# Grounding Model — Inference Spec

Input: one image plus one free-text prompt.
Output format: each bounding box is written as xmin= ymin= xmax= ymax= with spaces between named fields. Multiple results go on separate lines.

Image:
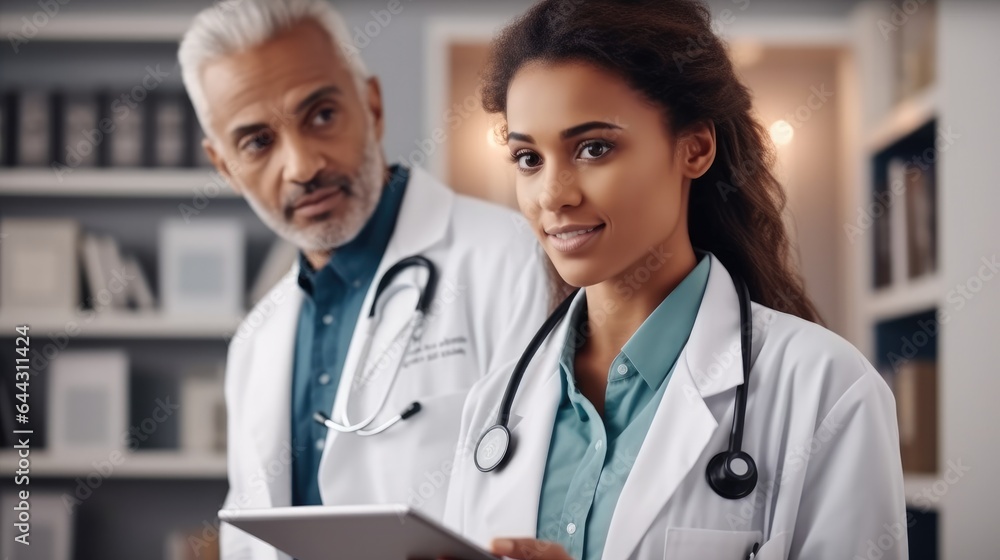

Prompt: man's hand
xmin=490 ymin=538 xmax=573 ymax=560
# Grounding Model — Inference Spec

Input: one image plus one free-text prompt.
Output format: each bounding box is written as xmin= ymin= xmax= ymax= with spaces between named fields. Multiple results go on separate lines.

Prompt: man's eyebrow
xmin=506 ymin=121 xmax=624 ymax=145
xmin=292 ymin=85 xmax=342 ymax=115
xmin=228 ymin=86 xmax=344 ymax=146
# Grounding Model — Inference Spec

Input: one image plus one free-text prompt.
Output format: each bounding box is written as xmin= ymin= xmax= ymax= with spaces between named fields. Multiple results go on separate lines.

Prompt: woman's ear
xmin=678 ymin=121 xmax=717 ymax=180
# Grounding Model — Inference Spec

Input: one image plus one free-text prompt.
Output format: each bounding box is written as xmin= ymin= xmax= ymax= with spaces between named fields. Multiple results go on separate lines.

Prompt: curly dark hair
xmin=481 ymin=0 xmax=822 ymax=323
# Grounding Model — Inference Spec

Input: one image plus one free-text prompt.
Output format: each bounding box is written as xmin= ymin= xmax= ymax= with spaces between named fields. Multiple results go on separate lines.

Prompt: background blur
xmin=0 ymin=0 xmax=997 ymax=558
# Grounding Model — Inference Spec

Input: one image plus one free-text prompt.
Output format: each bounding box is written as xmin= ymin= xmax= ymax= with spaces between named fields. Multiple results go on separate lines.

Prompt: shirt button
xmin=318 ymin=373 xmax=331 ymax=385
xmin=617 ymin=363 xmax=629 ymax=375
xmin=566 ymin=522 xmax=577 ymax=535
xmin=595 ymin=439 xmax=604 ymax=451
xmin=315 ymin=438 xmax=325 ymax=450
xmin=352 ymin=279 xmax=362 ymax=288
xmin=322 ymin=314 xmax=334 ymax=325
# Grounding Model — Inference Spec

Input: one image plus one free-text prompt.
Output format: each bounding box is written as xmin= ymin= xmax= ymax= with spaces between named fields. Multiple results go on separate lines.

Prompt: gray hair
xmin=178 ymin=0 xmax=369 ymax=138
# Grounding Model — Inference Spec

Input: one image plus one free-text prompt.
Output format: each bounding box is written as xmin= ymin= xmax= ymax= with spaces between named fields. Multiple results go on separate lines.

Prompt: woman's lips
xmin=546 ymin=223 xmax=606 ymax=253
xmin=293 ymin=187 xmax=346 ymax=219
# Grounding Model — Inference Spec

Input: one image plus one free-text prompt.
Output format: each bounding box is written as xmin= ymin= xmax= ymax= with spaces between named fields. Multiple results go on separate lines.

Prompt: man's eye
xmin=242 ymin=131 xmax=274 ymax=153
xmin=577 ymin=140 xmax=614 ymax=160
xmin=312 ymin=108 xmax=336 ymax=126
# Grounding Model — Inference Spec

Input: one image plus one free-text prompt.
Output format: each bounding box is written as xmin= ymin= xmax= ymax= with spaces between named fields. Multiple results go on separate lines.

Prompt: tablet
xmin=219 ymin=504 xmax=497 ymax=560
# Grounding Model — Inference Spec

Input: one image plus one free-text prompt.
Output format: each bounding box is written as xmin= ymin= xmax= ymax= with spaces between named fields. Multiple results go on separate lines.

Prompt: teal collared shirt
xmin=290 ymin=165 xmax=409 ymax=507
xmin=535 ymin=255 xmax=711 ymax=560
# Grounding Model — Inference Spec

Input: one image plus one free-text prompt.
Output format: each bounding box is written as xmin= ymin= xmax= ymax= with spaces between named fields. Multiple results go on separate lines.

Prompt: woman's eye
xmin=514 ymin=150 xmax=542 ymax=170
xmin=577 ymin=140 xmax=613 ymax=160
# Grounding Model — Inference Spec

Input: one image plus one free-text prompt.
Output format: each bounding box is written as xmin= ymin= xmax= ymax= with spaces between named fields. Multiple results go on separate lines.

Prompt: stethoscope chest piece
xmin=474 ymin=424 xmax=511 ymax=472
xmin=706 ymin=449 xmax=758 ymax=500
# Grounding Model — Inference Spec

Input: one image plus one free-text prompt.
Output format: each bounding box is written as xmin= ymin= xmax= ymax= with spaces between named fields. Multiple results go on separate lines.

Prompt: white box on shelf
xmin=0 ymin=218 xmax=80 ymax=313
xmin=47 ymin=349 xmax=129 ymax=454
xmin=159 ymin=218 xmax=244 ymax=316
xmin=1 ymin=491 xmax=73 ymax=560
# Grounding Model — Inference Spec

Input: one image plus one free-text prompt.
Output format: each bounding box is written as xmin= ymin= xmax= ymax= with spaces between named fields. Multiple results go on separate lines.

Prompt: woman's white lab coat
xmin=444 ymin=254 xmax=908 ymax=559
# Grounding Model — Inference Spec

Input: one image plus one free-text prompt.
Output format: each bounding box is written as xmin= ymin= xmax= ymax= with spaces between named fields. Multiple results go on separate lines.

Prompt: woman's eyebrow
xmin=560 ymin=121 xmax=622 ymax=139
xmin=507 ymin=121 xmax=624 ymax=145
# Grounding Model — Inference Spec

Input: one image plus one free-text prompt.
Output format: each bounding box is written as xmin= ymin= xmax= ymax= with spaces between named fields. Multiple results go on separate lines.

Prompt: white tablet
xmin=219 ymin=504 xmax=497 ymax=560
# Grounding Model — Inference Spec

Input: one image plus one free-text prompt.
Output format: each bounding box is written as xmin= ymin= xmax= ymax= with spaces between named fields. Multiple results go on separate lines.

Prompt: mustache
xmin=283 ymin=172 xmax=356 ymax=215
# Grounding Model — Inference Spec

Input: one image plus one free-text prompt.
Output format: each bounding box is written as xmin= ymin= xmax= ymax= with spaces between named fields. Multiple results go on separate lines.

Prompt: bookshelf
xmin=0 ymin=20 xmax=273 ymax=560
xmin=841 ymin=1 xmax=1000 ymax=557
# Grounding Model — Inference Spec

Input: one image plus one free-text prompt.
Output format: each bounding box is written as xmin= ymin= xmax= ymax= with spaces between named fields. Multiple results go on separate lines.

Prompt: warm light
xmin=769 ymin=119 xmax=794 ymax=146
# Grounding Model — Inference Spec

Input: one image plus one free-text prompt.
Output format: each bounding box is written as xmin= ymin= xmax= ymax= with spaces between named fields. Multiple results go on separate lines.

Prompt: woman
xmin=443 ymin=1 xmax=907 ymax=559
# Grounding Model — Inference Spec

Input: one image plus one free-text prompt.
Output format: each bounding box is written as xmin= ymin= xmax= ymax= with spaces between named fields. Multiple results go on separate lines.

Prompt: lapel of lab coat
xmin=323 ymin=166 xmax=455 ymax=456
xmin=246 ymin=166 xmax=454 ymax=507
xmin=484 ymin=290 xmax=585 ymax=539
xmin=244 ymin=267 xmax=303 ymax=509
xmin=602 ymin=255 xmax=747 ymax=560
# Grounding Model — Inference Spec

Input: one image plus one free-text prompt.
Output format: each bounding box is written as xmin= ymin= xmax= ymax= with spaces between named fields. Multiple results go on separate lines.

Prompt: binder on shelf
xmin=109 ymin=89 xmax=146 ymax=167
xmin=0 ymin=91 xmax=11 ymax=167
xmin=17 ymin=90 xmax=52 ymax=166
xmin=60 ymin=92 xmax=101 ymax=169
xmin=153 ymin=92 xmax=187 ymax=168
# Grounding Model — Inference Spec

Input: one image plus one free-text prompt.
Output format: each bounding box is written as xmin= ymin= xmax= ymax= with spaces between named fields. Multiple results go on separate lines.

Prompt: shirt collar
xmin=558 ymin=253 xmax=711 ymax=391
xmin=622 ymin=253 xmax=710 ymax=389
xmin=296 ymin=164 xmax=409 ymax=295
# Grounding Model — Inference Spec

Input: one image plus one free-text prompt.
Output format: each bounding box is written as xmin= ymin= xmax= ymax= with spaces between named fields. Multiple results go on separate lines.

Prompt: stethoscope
xmin=474 ymin=271 xmax=759 ymax=500
xmin=313 ymin=255 xmax=437 ymax=436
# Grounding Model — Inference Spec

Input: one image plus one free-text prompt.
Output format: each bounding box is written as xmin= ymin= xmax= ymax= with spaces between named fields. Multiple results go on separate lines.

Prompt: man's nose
xmin=282 ymin=133 xmax=326 ymax=186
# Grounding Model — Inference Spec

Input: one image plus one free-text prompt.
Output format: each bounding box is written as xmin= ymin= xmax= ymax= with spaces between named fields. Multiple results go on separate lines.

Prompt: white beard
xmin=243 ymin=123 xmax=387 ymax=254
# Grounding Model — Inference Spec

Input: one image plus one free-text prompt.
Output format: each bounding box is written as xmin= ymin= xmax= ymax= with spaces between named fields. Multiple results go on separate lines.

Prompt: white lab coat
xmin=444 ymin=254 xmax=908 ymax=560
xmin=220 ymin=167 xmax=550 ymax=560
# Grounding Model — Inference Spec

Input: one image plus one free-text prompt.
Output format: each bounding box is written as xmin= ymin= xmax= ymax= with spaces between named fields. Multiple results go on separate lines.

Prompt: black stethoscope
xmin=313 ymin=255 xmax=437 ymax=436
xmin=473 ymin=270 xmax=759 ymax=500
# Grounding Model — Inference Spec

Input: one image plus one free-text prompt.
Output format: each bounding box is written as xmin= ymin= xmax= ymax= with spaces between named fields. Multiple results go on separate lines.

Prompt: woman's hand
xmin=490 ymin=538 xmax=573 ymax=560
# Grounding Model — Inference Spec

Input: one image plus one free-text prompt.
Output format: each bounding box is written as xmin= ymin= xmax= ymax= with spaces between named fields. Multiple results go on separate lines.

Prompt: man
xmin=178 ymin=1 xmax=549 ymax=558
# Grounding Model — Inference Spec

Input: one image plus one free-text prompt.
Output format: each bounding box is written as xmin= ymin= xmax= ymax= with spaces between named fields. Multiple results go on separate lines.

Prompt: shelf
xmin=0 ymin=169 xmax=238 ymax=198
xmin=0 ymin=13 xmax=192 ymax=42
xmin=0 ymin=311 xmax=244 ymax=339
xmin=0 ymin=450 xmax=226 ymax=479
xmin=868 ymin=274 xmax=942 ymax=322
xmin=868 ymin=85 xmax=939 ymax=153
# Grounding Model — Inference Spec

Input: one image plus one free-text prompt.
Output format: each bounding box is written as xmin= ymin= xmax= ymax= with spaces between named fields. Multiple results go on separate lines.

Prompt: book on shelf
xmin=905 ymin=158 xmax=937 ymax=279
xmin=888 ymin=360 xmax=939 ymax=473
xmin=872 ymin=155 xmax=938 ymax=289
xmin=80 ymin=231 xmax=158 ymax=311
